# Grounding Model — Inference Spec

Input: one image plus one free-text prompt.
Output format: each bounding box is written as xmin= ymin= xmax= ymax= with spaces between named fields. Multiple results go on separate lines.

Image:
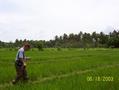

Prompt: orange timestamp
xmin=87 ymin=76 xmax=114 ymax=82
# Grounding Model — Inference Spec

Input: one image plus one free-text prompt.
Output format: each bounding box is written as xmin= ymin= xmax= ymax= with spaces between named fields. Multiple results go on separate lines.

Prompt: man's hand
xmin=23 ymin=62 xmax=27 ymax=66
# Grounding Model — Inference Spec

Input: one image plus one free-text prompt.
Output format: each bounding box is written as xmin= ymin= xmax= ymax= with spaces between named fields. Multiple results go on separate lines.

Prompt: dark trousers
xmin=14 ymin=60 xmax=28 ymax=83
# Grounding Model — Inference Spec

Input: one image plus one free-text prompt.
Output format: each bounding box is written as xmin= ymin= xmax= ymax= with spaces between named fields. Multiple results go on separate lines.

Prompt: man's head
xmin=24 ymin=44 xmax=30 ymax=51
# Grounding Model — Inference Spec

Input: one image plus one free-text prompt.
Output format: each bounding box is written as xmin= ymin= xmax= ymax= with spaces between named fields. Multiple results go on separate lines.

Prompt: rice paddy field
xmin=0 ymin=48 xmax=119 ymax=90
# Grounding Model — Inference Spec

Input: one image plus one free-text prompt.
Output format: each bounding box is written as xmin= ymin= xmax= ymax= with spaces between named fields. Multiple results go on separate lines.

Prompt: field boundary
xmin=0 ymin=63 xmax=119 ymax=88
xmin=30 ymin=63 xmax=119 ymax=84
xmin=0 ymin=55 xmax=81 ymax=64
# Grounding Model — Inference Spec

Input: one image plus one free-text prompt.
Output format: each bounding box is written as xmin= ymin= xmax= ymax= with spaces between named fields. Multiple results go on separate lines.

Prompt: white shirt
xmin=16 ymin=47 xmax=25 ymax=61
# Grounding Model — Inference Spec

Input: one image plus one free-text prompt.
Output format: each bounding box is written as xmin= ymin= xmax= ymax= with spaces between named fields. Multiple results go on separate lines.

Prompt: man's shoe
xmin=12 ymin=80 xmax=17 ymax=84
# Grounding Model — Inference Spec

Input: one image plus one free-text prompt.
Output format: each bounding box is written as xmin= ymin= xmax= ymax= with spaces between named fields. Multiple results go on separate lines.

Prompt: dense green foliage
xmin=0 ymin=48 xmax=119 ymax=90
xmin=1 ymin=30 xmax=119 ymax=48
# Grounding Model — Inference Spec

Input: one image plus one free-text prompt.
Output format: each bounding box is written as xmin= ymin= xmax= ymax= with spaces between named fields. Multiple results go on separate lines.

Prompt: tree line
xmin=0 ymin=30 xmax=119 ymax=49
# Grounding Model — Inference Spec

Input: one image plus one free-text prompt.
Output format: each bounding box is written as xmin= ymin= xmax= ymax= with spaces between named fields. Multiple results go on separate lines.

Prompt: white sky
xmin=0 ymin=0 xmax=119 ymax=42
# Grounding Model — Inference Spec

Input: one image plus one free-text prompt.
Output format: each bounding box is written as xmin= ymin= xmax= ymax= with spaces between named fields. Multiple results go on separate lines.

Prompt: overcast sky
xmin=0 ymin=0 xmax=119 ymax=42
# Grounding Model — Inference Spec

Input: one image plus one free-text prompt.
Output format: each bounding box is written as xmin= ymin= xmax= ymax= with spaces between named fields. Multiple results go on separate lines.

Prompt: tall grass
xmin=0 ymin=48 xmax=119 ymax=90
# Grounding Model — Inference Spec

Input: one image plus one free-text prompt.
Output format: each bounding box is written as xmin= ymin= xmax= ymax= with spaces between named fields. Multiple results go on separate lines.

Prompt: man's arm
xmin=18 ymin=51 xmax=30 ymax=66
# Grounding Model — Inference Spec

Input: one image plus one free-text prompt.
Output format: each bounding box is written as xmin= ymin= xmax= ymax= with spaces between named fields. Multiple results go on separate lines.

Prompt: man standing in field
xmin=12 ymin=44 xmax=30 ymax=84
